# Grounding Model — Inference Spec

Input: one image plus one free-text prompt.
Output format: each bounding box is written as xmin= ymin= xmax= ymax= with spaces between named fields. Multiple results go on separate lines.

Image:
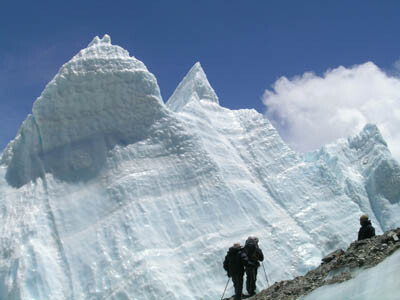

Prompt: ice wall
xmin=1 ymin=36 xmax=399 ymax=300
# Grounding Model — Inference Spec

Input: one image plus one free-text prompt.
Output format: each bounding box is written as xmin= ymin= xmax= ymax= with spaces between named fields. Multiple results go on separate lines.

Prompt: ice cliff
xmin=0 ymin=35 xmax=399 ymax=300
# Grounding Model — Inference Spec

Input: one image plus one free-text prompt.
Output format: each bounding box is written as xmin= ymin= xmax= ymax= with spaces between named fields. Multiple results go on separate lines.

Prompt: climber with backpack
xmin=223 ymin=242 xmax=249 ymax=300
xmin=243 ymin=236 xmax=264 ymax=297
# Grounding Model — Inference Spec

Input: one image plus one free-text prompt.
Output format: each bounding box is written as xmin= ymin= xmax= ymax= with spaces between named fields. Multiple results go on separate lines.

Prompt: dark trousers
xmin=231 ymin=274 xmax=244 ymax=300
xmin=245 ymin=266 xmax=258 ymax=295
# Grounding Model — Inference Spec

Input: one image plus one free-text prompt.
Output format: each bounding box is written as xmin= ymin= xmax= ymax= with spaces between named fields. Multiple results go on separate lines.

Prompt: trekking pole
xmin=262 ymin=262 xmax=270 ymax=288
xmin=221 ymin=277 xmax=230 ymax=300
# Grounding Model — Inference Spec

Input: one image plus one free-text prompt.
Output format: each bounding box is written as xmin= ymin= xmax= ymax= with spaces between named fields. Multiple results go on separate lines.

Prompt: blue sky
xmin=1 ymin=1 xmax=400 ymax=156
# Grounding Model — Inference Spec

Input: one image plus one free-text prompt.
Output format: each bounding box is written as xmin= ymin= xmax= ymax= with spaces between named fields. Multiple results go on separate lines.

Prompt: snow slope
xmin=0 ymin=35 xmax=399 ymax=300
xmin=299 ymin=249 xmax=400 ymax=300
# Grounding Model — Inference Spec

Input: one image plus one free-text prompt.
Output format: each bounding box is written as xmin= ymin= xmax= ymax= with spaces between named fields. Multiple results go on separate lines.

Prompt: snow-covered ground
xmin=300 ymin=249 xmax=400 ymax=300
xmin=0 ymin=35 xmax=399 ymax=300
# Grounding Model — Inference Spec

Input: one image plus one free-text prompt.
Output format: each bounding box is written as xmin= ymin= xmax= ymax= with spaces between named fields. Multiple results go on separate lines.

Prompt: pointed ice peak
xmin=166 ymin=62 xmax=219 ymax=112
xmin=183 ymin=62 xmax=218 ymax=102
xmin=88 ymin=34 xmax=112 ymax=47
xmin=191 ymin=61 xmax=203 ymax=72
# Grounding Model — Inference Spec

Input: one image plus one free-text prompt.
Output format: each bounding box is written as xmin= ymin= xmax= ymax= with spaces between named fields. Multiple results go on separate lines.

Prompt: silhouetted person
xmin=358 ymin=214 xmax=376 ymax=240
xmin=244 ymin=236 xmax=264 ymax=297
xmin=223 ymin=243 xmax=249 ymax=300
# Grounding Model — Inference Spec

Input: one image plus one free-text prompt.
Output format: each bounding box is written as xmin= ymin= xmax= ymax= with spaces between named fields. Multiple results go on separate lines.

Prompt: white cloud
xmin=262 ymin=62 xmax=400 ymax=161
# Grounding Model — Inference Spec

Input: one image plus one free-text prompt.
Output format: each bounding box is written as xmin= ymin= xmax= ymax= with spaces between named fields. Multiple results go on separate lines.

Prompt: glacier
xmin=0 ymin=34 xmax=399 ymax=300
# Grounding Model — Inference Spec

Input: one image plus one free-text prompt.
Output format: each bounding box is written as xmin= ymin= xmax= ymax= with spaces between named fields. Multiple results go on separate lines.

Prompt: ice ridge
xmin=304 ymin=123 xmax=400 ymax=230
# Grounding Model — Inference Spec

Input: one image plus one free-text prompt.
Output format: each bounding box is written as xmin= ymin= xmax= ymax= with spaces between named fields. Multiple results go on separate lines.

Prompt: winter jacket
xmin=358 ymin=220 xmax=376 ymax=240
xmin=223 ymin=246 xmax=249 ymax=277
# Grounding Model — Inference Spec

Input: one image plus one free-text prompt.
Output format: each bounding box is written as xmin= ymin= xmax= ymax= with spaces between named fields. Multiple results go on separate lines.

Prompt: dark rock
xmin=322 ymin=249 xmax=345 ymax=264
xmin=252 ymin=228 xmax=400 ymax=300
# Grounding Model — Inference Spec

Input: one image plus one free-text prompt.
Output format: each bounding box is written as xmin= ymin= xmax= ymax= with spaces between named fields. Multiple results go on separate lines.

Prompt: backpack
xmin=245 ymin=238 xmax=256 ymax=254
xmin=224 ymin=247 xmax=245 ymax=276
xmin=245 ymin=238 xmax=261 ymax=263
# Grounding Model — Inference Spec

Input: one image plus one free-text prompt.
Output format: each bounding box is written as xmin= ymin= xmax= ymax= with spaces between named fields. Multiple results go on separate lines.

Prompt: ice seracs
xmin=307 ymin=123 xmax=400 ymax=230
xmin=0 ymin=35 xmax=399 ymax=300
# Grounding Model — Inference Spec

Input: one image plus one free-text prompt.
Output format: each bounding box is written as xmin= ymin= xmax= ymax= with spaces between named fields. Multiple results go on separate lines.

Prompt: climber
xmin=223 ymin=242 xmax=249 ymax=300
xmin=243 ymin=236 xmax=264 ymax=297
xmin=358 ymin=214 xmax=376 ymax=240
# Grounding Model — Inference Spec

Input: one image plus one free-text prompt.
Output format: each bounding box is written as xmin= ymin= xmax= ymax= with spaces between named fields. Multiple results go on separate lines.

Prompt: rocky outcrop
xmin=225 ymin=228 xmax=400 ymax=300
